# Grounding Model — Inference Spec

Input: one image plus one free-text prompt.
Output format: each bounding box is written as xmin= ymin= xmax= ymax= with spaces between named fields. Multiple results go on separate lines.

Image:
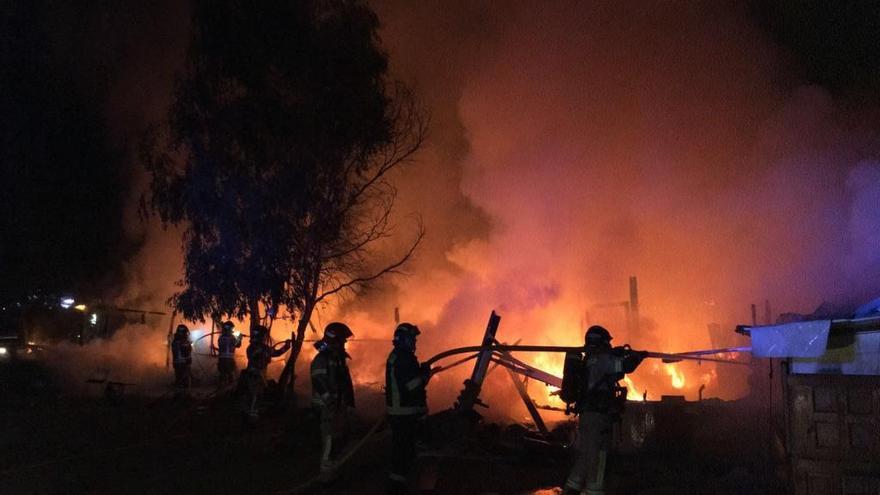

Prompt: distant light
xmin=0 ymin=347 xmax=7 ymax=356
xmin=233 ymin=331 xmax=241 ymax=338
xmin=90 ymin=313 xmax=98 ymax=325
xmin=74 ymin=304 xmax=87 ymax=311
xmin=60 ymin=298 xmax=75 ymax=309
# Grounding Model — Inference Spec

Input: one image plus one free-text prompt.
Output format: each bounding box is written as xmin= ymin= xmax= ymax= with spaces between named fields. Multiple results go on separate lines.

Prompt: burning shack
xmin=738 ymin=298 xmax=880 ymax=495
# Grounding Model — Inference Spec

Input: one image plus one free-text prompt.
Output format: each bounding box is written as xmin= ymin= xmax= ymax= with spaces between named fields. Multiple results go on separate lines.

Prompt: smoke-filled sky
xmin=358 ymin=1 xmax=880 ymax=406
xmin=4 ymin=1 xmax=880 ymax=410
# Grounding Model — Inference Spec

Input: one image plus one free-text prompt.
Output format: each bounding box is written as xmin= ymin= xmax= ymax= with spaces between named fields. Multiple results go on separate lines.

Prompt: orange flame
xmin=664 ymin=363 xmax=686 ymax=389
xmin=623 ymin=375 xmax=644 ymax=401
xmin=525 ymin=351 xmax=565 ymax=407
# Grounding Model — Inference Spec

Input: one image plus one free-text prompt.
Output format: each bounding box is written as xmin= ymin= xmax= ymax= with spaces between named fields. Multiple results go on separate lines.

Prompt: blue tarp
xmin=750 ymin=320 xmax=831 ymax=358
xmin=749 ymin=298 xmax=880 ymax=375
xmin=747 ymin=297 xmax=880 ymax=375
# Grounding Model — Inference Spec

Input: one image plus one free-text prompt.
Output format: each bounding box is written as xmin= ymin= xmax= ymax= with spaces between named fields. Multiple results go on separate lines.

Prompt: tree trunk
xmin=249 ymin=298 xmax=262 ymax=331
xmin=278 ymin=302 xmax=314 ymax=392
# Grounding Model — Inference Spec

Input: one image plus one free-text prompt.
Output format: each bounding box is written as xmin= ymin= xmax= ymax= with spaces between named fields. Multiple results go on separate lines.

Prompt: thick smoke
xmin=339 ymin=1 xmax=880 ymax=416
xmin=56 ymin=2 xmax=880 ymax=415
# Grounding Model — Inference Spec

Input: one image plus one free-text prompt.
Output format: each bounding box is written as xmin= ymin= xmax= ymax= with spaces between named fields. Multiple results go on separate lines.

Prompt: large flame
xmin=524 ymin=351 xmax=565 ymax=407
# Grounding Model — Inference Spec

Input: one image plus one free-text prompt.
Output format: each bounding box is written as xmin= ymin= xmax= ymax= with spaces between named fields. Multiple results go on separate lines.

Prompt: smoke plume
xmin=52 ymin=2 xmax=880 ymax=418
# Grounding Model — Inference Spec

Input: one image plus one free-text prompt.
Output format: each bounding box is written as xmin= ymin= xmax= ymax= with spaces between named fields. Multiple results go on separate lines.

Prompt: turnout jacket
xmin=246 ymin=342 xmax=289 ymax=372
xmin=577 ymin=346 xmax=643 ymax=413
xmin=171 ymin=337 xmax=192 ymax=366
xmin=217 ymin=333 xmax=242 ymax=359
xmin=310 ymin=348 xmax=355 ymax=408
xmin=385 ymin=347 xmax=428 ymax=416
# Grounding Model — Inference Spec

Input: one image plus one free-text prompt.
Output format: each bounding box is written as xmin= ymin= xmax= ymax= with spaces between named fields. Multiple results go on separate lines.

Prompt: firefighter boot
xmin=583 ymin=449 xmax=608 ymax=495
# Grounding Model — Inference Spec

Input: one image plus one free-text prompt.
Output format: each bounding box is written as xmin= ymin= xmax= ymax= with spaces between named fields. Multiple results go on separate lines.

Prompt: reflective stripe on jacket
xmin=310 ymin=350 xmax=355 ymax=408
xmin=578 ymin=348 xmax=624 ymax=413
xmin=385 ymin=348 xmax=427 ymax=416
xmin=217 ymin=333 xmax=240 ymax=359
xmin=171 ymin=339 xmax=192 ymax=365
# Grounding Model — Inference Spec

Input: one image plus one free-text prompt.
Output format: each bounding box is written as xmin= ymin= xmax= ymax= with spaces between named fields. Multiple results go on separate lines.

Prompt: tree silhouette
xmin=142 ymin=0 xmax=425 ymax=392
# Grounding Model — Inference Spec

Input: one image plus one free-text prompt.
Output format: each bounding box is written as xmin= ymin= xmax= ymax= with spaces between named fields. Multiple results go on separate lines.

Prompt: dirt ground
xmin=1 ymin=360 xmax=774 ymax=495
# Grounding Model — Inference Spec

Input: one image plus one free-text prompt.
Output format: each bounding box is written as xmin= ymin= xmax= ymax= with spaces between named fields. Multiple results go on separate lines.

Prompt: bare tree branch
xmin=342 ymin=87 xmax=429 ymax=213
xmin=315 ymin=221 xmax=424 ymax=302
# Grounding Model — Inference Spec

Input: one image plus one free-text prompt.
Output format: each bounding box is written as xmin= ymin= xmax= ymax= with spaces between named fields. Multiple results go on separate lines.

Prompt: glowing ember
xmin=664 ymin=364 xmax=686 ymax=389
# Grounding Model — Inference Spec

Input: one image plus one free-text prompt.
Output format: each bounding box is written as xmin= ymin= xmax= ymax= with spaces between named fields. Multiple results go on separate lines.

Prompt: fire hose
xmin=424 ymin=344 xmax=751 ymax=370
xmin=276 ymin=352 xmax=506 ymax=494
xmin=276 ymin=415 xmax=387 ymax=495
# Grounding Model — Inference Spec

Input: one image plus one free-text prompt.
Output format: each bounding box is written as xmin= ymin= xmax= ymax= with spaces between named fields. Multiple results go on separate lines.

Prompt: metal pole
xmin=490 ymin=352 xmax=563 ymax=387
xmin=427 ymin=344 xmax=750 ymax=368
xmin=629 ymin=275 xmax=640 ymax=335
xmin=453 ymin=311 xmax=501 ymax=412
xmin=502 ymin=359 xmax=549 ymax=434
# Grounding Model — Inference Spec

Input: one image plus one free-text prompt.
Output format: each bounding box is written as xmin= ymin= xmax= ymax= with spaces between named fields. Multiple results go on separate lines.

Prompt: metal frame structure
xmin=440 ymin=310 xmax=748 ymax=436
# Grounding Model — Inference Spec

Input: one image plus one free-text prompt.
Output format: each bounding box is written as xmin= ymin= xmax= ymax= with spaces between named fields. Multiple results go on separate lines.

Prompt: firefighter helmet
xmin=175 ymin=324 xmax=190 ymax=338
xmin=393 ymin=322 xmax=420 ymax=351
xmin=585 ymin=325 xmax=612 ymax=346
xmin=323 ymin=322 xmax=353 ymax=343
xmin=221 ymin=321 xmax=235 ymax=333
xmin=394 ymin=323 xmax=421 ymax=339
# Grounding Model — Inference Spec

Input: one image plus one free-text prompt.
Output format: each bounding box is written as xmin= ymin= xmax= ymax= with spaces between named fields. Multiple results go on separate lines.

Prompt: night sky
xmin=2 ymin=1 xmax=880 ymax=302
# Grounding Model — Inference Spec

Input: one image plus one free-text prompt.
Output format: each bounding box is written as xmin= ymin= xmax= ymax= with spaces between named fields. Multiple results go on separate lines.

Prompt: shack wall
xmin=786 ymin=371 xmax=880 ymax=495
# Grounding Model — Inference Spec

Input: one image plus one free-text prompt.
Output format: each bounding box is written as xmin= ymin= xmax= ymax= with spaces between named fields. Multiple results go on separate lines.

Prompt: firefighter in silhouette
xmin=171 ymin=324 xmax=193 ymax=396
xmin=560 ymin=325 xmax=648 ymax=495
xmin=310 ymin=322 xmax=355 ymax=478
xmin=385 ymin=323 xmax=432 ymax=495
xmin=216 ymin=321 xmax=243 ymax=387
xmin=243 ymin=325 xmax=290 ymax=421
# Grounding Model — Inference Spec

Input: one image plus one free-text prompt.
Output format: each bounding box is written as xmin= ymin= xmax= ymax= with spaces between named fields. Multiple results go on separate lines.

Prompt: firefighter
xmin=243 ymin=325 xmax=291 ymax=420
xmin=385 ymin=323 xmax=432 ymax=495
xmin=216 ymin=321 xmax=242 ymax=387
xmin=310 ymin=322 xmax=355 ymax=478
xmin=170 ymin=324 xmax=193 ymax=396
xmin=562 ymin=325 xmax=647 ymax=495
